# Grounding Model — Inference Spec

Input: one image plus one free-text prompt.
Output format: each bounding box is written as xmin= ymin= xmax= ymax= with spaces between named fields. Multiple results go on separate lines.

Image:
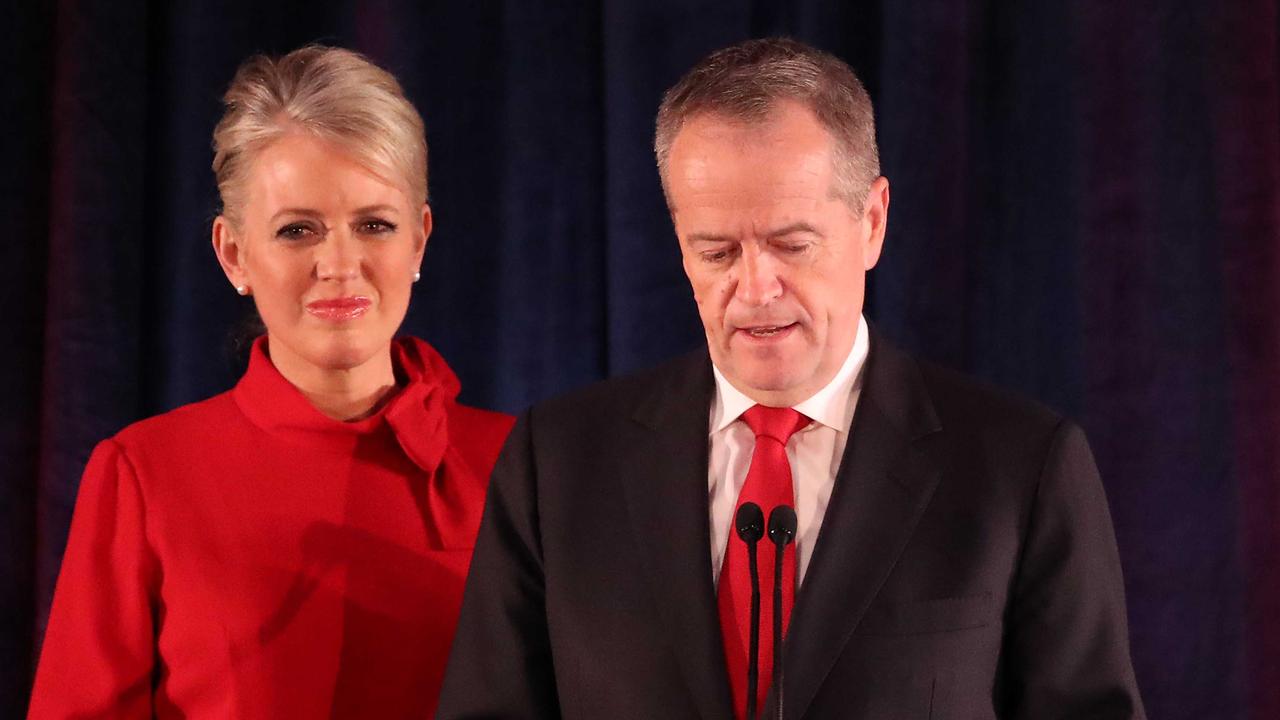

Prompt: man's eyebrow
xmin=765 ymin=222 xmax=821 ymax=239
xmin=685 ymin=232 xmax=736 ymax=245
xmin=685 ymin=223 xmax=821 ymax=245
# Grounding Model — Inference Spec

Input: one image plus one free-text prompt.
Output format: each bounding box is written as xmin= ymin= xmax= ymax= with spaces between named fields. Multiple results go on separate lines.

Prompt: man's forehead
xmin=670 ymin=126 xmax=834 ymax=193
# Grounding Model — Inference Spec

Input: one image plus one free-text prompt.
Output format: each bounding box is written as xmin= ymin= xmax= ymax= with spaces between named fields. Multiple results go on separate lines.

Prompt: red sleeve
xmin=29 ymin=439 xmax=160 ymax=719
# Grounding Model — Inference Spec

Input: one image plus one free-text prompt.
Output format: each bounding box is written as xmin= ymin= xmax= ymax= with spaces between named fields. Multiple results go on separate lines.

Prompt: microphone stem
xmin=773 ymin=538 xmax=784 ymax=720
xmin=746 ymin=541 xmax=760 ymax=720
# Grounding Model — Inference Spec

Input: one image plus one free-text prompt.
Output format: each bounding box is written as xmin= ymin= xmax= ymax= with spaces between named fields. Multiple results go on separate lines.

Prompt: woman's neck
xmin=266 ymin=337 xmax=399 ymax=422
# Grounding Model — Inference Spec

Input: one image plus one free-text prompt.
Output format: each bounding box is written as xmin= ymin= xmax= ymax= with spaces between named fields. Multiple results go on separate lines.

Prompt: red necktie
xmin=718 ymin=405 xmax=809 ymax=720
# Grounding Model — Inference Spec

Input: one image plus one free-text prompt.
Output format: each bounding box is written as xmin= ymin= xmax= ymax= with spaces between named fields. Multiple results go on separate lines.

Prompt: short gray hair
xmin=212 ymin=45 xmax=427 ymax=226
xmin=655 ymin=37 xmax=879 ymax=210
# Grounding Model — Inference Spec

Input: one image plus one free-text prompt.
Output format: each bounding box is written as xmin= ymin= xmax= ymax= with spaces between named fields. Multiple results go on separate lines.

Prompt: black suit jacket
xmin=438 ymin=333 xmax=1145 ymax=719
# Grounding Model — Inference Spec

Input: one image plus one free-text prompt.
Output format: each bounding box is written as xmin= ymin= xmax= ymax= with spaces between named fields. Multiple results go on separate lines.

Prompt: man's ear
xmin=860 ymin=176 xmax=890 ymax=271
xmin=212 ymin=216 xmax=250 ymax=293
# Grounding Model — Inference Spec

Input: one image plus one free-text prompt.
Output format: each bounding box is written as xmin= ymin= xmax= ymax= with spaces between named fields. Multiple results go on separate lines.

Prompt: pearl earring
xmin=236 ymin=285 xmax=249 ymax=296
xmin=412 ymin=271 xmax=421 ymax=282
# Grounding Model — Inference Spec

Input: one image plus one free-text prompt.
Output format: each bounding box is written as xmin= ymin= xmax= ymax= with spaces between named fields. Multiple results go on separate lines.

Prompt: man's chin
xmin=720 ymin=364 xmax=814 ymax=405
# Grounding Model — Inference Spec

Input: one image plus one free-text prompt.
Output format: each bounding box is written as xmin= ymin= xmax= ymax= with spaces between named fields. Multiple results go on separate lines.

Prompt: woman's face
xmin=213 ymin=132 xmax=429 ymax=378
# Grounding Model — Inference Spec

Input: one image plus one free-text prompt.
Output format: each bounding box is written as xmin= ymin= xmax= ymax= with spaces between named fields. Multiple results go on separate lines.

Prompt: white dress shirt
xmin=708 ymin=315 xmax=870 ymax=587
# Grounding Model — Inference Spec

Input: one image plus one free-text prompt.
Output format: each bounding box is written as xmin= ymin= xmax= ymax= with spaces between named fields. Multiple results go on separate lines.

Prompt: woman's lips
xmin=306 ymin=296 xmax=372 ymax=321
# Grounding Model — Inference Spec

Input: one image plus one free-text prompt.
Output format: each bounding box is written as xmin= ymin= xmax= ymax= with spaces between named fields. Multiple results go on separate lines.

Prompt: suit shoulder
xmin=903 ymin=356 xmax=1094 ymax=505
xmin=914 ymin=358 xmax=1070 ymax=441
xmin=530 ymin=349 xmax=705 ymax=427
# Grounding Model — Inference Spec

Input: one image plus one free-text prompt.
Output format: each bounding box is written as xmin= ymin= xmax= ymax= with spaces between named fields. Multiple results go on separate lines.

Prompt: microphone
xmin=767 ymin=505 xmax=797 ymax=720
xmin=734 ymin=501 xmax=765 ymax=720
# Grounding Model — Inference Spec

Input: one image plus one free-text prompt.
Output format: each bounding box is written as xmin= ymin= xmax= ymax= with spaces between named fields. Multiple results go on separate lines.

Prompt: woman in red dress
xmin=28 ymin=46 xmax=513 ymax=718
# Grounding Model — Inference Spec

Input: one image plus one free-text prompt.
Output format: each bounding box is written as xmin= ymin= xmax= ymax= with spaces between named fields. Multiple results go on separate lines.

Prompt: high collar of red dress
xmin=232 ymin=335 xmax=462 ymax=474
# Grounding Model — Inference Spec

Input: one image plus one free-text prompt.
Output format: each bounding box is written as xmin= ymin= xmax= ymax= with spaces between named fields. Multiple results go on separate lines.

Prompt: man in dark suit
xmin=438 ymin=38 xmax=1145 ymax=719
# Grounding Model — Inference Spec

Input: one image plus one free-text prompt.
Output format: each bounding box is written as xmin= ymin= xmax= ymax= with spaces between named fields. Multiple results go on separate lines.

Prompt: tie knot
xmin=742 ymin=405 xmax=809 ymax=444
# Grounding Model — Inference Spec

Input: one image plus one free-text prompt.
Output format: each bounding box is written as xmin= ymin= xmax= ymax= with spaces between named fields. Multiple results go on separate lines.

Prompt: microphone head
xmin=767 ymin=505 xmax=798 ymax=546
xmin=735 ymin=502 xmax=765 ymax=543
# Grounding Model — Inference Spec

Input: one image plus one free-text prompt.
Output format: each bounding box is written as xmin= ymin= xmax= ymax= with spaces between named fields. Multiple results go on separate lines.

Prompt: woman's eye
xmin=276 ymin=223 xmax=315 ymax=239
xmin=358 ymin=219 xmax=397 ymax=234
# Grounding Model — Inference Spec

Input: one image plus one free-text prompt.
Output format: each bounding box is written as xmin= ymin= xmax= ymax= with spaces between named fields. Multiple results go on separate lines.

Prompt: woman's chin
xmin=313 ymin=341 xmax=387 ymax=372
xmin=265 ymin=322 xmax=399 ymax=376
xmin=271 ymin=333 xmax=388 ymax=374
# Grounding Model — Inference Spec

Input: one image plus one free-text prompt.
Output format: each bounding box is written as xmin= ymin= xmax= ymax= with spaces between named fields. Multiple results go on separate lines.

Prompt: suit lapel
xmin=778 ymin=334 xmax=944 ymax=719
xmin=622 ymin=350 xmax=734 ymax=720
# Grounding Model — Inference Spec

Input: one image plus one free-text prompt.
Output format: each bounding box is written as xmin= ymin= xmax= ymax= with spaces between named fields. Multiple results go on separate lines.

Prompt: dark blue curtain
xmin=3 ymin=2 xmax=1277 ymax=718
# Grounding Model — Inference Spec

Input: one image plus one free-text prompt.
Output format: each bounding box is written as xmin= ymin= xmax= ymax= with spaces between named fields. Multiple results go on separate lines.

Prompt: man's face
xmin=666 ymin=100 xmax=889 ymax=407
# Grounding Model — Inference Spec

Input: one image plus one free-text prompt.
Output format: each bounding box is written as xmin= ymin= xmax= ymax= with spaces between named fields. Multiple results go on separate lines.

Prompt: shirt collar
xmin=709 ymin=315 xmax=870 ymax=434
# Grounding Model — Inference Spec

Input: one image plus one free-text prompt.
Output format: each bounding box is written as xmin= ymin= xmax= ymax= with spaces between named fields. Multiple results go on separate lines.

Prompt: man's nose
xmin=734 ymin=246 xmax=783 ymax=306
xmin=315 ymin=229 xmax=362 ymax=281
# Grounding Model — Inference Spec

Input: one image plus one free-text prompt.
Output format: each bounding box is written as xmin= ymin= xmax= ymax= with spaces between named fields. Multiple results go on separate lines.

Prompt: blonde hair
xmin=212 ymin=45 xmax=427 ymax=226
xmin=655 ymin=38 xmax=879 ymax=211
